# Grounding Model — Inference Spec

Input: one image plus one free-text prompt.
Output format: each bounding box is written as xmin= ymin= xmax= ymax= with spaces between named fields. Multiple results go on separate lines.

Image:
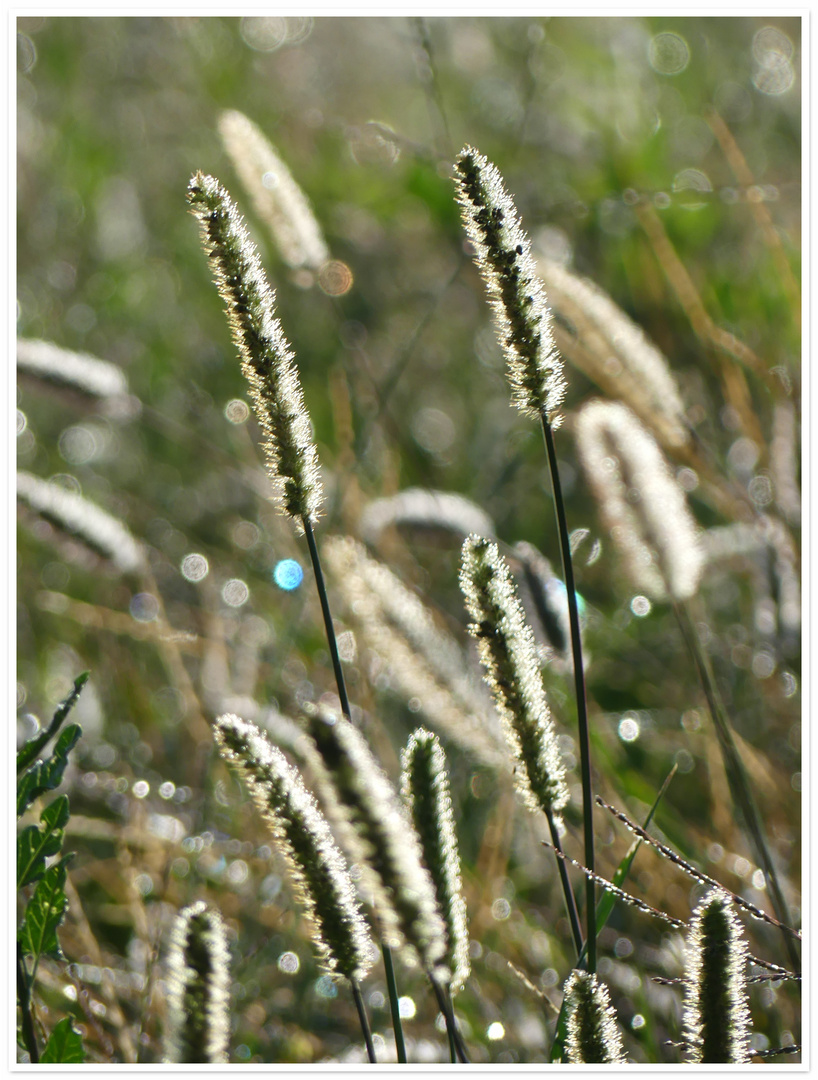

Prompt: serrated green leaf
xmin=18 ymin=858 xmax=71 ymax=964
xmin=41 ymin=1017 xmax=85 ymax=1063
xmin=17 ymin=795 xmax=70 ymax=889
xmin=17 ymin=672 xmax=89 ymax=776
xmin=17 ymin=724 xmax=82 ymax=819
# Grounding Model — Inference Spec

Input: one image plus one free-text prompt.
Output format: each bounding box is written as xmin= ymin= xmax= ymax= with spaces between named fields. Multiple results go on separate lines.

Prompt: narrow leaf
xmin=17 ymin=795 xmax=70 ymax=888
xmin=17 ymin=672 xmax=88 ymax=775
xmin=17 ymin=724 xmax=81 ymax=818
xmin=41 ymin=1017 xmax=85 ymax=1063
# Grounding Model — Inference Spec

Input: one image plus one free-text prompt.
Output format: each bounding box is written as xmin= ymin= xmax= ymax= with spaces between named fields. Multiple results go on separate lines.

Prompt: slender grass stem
xmin=303 ymin=516 xmax=352 ymax=721
xmin=430 ymin=976 xmax=470 ymax=1063
xmin=546 ymin=810 xmax=584 ymax=962
xmin=351 ymin=979 xmax=377 ymax=1064
xmin=302 ymin=516 xmax=409 ymax=1058
xmin=540 ymin=413 xmax=596 ymax=973
xmin=674 ymin=601 xmax=800 ymax=972
xmin=382 ymin=944 xmax=408 ymax=1063
xmin=17 ymin=944 xmax=39 ymax=1063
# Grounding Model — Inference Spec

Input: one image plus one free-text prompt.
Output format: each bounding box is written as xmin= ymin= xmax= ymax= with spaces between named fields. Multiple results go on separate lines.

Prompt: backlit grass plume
xmin=322 ymin=535 xmax=507 ymax=770
xmin=453 ymin=146 xmax=566 ymax=425
xmin=164 ymin=901 xmax=230 ymax=1064
xmin=562 ymin=970 xmax=626 ymax=1064
xmin=459 ymin=535 xmax=568 ymax=819
xmin=537 ymin=259 xmax=688 ymax=450
xmin=17 ymin=470 xmax=144 ymax=575
xmin=400 ymin=729 xmax=470 ymax=995
xmin=213 ymin=714 xmax=374 ymax=983
xmin=575 ymin=399 xmax=704 ymax=602
xmin=300 ymin=703 xmax=448 ymax=977
xmin=218 ymin=109 xmax=330 ymax=273
xmin=682 ymin=889 xmax=751 ymax=1064
xmin=186 ymin=172 xmax=321 ymax=526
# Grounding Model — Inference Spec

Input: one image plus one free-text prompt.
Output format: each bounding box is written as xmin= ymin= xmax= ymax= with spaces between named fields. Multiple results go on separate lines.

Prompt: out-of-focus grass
xmin=17 ymin=16 xmax=800 ymax=1064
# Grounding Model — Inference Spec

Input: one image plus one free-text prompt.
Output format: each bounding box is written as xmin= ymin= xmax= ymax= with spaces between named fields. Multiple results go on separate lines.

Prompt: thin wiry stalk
xmin=350 ymin=979 xmax=378 ymax=1064
xmin=595 ymin=795 xmax=801 ymax=943
xmin=16 ymin=944 xmax=39 ymax=1063
xmin=682 ymin=890 xmax=751 ymax=1064
xmin=541 ymin=417 xmax=596 ymax=972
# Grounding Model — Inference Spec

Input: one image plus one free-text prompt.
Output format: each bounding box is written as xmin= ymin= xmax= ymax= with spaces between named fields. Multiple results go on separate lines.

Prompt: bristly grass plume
xmin=575 ymin=399 xmax=704 ymax=602
xmin=213 ymin=714 xmax=374 ymax=983
xmin=459 ymin=535 xmax=568 ymax=819
xmin=682 ymin=889 xmax=751 ymax=1064
xmin=218 ymin=110 xmax=330 ymax=273
xmin=164 ymin=901 xmax=231 ymax=1064
xmin=562 ymin=970 xmax=626 ymax=1064
xmin=300 ymin=703 xmax=449 ymax=978
xmin=400 ymin=729 xmax=471 ymax=995
xmin=186 ymin=172 xmax=322 ymax=527
xmin=453 ymin=146 xmax=566 ymax=425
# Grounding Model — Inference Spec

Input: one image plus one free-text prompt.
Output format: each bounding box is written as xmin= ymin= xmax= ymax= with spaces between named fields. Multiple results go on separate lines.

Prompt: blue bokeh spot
xmin=273 ymin=558 xmax=304 ymax=591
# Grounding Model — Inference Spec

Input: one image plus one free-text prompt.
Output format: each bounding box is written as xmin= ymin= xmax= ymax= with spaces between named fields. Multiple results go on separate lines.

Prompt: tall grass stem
xmin=350 ymin=979 xmax=377 ymax=1064
xmin=301 ymin=518 xmax=408 ymax=1058
xmin=547 ymin=811 xmax=584 ymax=961
xmin=541 ymin=414 xmax=596 ymax=973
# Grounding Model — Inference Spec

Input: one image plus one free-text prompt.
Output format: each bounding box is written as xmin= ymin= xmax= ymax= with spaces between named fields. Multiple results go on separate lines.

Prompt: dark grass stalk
xmin=302 ymin=515 xmax=407 ymax=1062
xmin=673 ymin=600 xmax=800 ymax=972
xmin=351 ymin=979 xmax=378 ymax=1064
xmin=17 ymin=944 xmax=39 ymax=1063
xmin=541 ymin=414 xmax=596 ymax=973
xmin=546 ymin=810 xmax=584 ymax=961
xmin=382 ymin=945 xmax=408 ymax=1063
xmin=430 ymin=976 xmax=470 ymax=1063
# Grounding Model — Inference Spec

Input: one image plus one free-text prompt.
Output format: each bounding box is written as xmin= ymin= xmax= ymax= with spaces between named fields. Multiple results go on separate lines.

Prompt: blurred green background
xmin=17 ymin=16 xmax=800 ymax=1065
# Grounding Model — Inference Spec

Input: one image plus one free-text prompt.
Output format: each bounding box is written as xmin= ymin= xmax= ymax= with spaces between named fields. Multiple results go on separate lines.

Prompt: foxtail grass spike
xmin=164 ymin=901 xmax=230 ymax=1064
xmin=300 ymin=703 xmax=448 ymax=977
xmin=323 ymin=535 xmax=507 ymax=770
xmin=459 ymin=535 xmax=569 ymax=818
xmin=575 ymin=400 xmax=704 ymax=602
xmin=453 ymin=146 xmax=566 ymax=425
xmin=400 ymin=729 xmax=470 ymax=994
xmin=186 ymin=172 xmax=322 ymax=527
xmin=17 ymin=338 xmax=132 ymax=410
xmin=682 ymin=889 xmax=751 ymax=1064
xmin=213 ymin=714 xmax=374 ymax=982
xmin=563 ymin=970 xmax=626 ymax=1064
xmin=218 ymin=109 xmax=330 ymax=272
xmin=17 ymin=471 xmax=144 ymax=574
xmin=361 ymin=487 xmax=497 ymax=546
xmin=536 ymin=258 xmax=688 ymax=449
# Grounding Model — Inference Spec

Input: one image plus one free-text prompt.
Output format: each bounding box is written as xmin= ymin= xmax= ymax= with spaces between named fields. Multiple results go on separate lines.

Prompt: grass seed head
xmin=563 ymin=970 xmax=626 ymax=1064
xmin=453 ymin=146 xmax=566 ymax=426
xmin=575 ymin=399 xmax=704 ymax=601
xmin=213 ymin=714 xmax=374 ymax=982
xmin=186 ymin=172 xmax=322 ymax=527
xmin=400 ymin=728 xmax=471 ymax=994
xmin=683 ymin=889 xmax=751 ymax=1064
xmin=459 ymin=534 xmax=569 ymax=818
xmin=164 ymin=901 xmax=231 ymax=1064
